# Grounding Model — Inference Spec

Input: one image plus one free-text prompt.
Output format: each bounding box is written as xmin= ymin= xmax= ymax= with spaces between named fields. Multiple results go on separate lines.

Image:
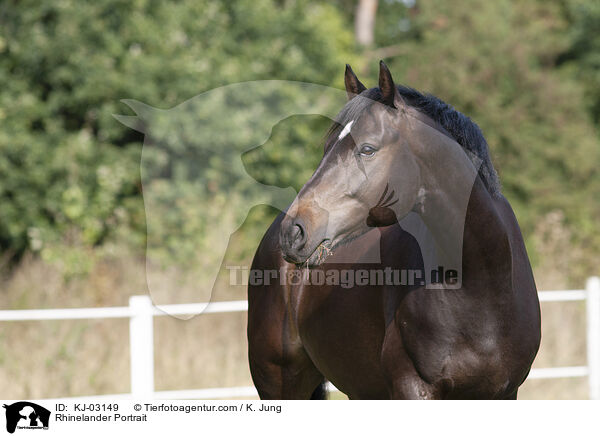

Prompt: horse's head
xmin=280 ymin=61 xmax=474 ymax=267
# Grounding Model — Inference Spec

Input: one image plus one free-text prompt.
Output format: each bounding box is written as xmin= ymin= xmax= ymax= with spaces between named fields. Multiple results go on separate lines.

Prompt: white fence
xmin=0 ymin=277 xmax=599 ymax=400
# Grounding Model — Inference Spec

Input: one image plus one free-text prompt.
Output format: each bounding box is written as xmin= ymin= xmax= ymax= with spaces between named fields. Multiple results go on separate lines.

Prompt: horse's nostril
xmin=289 ymin=220 xmax=307 ymax=250
xmin=291 ymin=224 xmax=303 ymax=241
xmin=280 ymin=216 xmax=309 ymax=259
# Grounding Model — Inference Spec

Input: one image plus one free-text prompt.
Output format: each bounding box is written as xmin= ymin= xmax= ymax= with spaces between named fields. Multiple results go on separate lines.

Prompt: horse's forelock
xmin=324 ymin=89 xmax=379 ymax=150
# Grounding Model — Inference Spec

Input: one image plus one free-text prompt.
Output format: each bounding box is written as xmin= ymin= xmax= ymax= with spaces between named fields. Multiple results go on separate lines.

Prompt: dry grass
xmin=519 ymin=300 xmax=587 ymax=399
xmin=0 ymin=245 xmax=593 ymax=400
xmin=0 ymin=253 xmax=254 ymax=399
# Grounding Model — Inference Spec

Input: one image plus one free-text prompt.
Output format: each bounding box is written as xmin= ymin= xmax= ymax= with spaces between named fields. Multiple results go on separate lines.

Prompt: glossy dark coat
xmin=247 ymin=63 xmax=541 ymax=399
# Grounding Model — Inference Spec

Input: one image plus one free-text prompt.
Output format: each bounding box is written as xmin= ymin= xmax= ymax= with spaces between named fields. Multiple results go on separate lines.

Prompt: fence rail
xmin=1 ymin=277 xmax=599 ymax=400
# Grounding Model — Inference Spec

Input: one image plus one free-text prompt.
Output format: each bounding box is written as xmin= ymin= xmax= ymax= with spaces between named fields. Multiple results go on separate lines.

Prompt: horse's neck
xmin=415 ymin=167 xmax=512 ymax=292
xmin=461 ymin=177 xmax=513 ymax=290
xmin=404 ymin=118 xmax=512 ymax=291
xmin=419 ymin=174 xmax=512 ymax=293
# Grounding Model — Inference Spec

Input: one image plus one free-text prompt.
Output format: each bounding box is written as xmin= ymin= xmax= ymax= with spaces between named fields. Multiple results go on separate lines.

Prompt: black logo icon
xmin=3 ymin=402 xmax=50 ymax=433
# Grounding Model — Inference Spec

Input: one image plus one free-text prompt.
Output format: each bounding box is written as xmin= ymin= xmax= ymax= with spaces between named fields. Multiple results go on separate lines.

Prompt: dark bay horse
xmin=247 ymin=62 xmax=541 ymax=399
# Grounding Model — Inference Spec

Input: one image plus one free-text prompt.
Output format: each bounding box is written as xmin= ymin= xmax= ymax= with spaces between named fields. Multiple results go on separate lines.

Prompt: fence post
xmin=587 ymin=276 xmax=600 ymax=400
xmin=129 ymin=295 xmax=155 ymax=397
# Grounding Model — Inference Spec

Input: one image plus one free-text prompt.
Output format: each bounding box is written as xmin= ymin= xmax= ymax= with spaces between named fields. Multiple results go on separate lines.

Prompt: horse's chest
xmin=293 ymin=283 xmax=390 ymax=397
xmin=396 ymin=299 xmax=513 ymax=397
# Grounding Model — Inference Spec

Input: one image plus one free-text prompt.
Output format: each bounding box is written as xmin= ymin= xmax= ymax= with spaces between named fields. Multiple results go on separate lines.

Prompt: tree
xmin=368 ymin=0 xmax=600 ymax=281
xmin=0 ymin=0 xmax=355 ymax=271
xmin=355 ymin=0 xmax=378 ymax=46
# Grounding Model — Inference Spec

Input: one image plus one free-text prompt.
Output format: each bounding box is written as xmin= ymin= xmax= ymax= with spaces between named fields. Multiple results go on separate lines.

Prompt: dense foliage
xmin=0 ymin=0 xmax=354 ymax=272
xmin=0 ymin=0 xmax=598 ymax=281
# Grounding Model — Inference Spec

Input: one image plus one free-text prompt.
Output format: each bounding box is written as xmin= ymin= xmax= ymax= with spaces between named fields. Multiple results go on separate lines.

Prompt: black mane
xmin=330 ymin=86 xmax=501 ymax=198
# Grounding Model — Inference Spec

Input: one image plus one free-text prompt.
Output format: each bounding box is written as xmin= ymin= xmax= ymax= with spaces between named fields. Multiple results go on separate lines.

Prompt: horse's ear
xmin=378 ymin=60 xmax=404 ymax=109
xmin=344 ymin=64 xmax=366 ymax=100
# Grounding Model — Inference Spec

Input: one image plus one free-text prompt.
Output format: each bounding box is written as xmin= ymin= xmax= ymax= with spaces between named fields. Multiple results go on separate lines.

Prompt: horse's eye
xmin=359 ymin=144 xmax=377 ymax=156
